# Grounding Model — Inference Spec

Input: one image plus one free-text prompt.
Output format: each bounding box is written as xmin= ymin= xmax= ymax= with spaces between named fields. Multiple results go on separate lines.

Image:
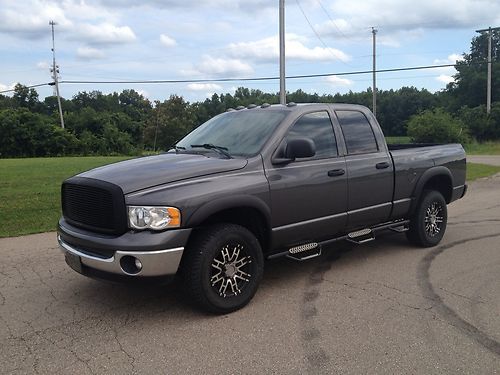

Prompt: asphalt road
xmin=1 ymin=175 xmax=499 ymax=374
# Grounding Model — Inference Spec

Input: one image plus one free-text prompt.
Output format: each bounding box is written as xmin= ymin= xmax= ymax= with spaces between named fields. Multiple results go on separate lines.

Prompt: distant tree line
xmin=1 ymin=31 xmax=499 ymax=157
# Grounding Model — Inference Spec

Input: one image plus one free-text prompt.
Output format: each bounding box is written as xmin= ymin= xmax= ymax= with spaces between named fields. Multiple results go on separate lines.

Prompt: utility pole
xmin=50 ymin=20 xmax=65 ymax=129
xmin=279 ymin=0 xmax=286 ymax=105
xmin=372 ymin=27 xmax=377 ymax=118
xmin=475 ymin=26 xmax=500 ymax=114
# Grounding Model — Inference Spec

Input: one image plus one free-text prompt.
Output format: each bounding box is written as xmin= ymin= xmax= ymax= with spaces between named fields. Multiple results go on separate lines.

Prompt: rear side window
xmin=336 ymin=110 xmax=378 ymax=155
xmin=287 ymin=111 xmax=338 ymax=160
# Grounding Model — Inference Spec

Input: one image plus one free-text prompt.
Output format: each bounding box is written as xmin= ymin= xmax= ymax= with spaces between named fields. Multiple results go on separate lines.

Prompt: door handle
xmin=376 ymin=162 xmax=390 ymax=169
xmin=328 ymin=169 xmax=345 ymax=177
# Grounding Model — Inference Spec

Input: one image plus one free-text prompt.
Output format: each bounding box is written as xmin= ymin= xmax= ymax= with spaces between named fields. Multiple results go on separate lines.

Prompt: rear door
xmin=334 ymin=110 xmax=394 ymax=229
xmin=267 ymin=110 xmax=348 ymax=249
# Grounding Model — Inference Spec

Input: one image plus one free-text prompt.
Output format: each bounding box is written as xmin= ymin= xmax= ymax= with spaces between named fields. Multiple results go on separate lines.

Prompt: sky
xmin=0 ymin=0 xmax=498 ymax=102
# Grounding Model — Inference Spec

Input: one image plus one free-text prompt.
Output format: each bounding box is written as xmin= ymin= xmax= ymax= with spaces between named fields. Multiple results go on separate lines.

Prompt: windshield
xmin=176 ymin=110 xmax=287 ymax=157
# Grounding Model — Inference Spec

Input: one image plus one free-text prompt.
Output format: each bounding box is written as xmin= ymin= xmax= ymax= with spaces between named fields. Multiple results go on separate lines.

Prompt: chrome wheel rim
xmin=424 ymin=201 xmax=444 ymax=237
xmin=210 ymin=243 xmax=252 ymax=298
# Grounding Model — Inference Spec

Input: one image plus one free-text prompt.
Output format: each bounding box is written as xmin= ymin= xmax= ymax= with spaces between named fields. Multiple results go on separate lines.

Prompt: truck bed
xmin=387 ymin=143 xmax=441 ymax=150
xmin=388 ymin=143 xmax=466 ymax=220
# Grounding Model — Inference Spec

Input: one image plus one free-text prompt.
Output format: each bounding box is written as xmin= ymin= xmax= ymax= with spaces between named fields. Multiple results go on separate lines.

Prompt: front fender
xmin=185 ymin=194 xmax=271 ymax=229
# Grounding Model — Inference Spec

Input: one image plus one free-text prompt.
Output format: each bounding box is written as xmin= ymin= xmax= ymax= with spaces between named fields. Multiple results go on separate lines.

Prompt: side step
xmin=286 ymin=242 xmax=321 ymax=261
xmin=347 ymin=228 xmax=375 ymax=244
xmin=389 ymin=224 xmax=409 ymax=233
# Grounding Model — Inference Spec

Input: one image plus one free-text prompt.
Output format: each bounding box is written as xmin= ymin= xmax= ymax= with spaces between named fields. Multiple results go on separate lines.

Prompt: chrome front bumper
xmin=58 ymin=235 xmax=184 ymax=277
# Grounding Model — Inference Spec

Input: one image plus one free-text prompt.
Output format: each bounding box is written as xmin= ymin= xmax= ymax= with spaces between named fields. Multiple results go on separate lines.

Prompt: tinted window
xmin=177 ymin=110 xmax=287 ymax=157
xmin=336 ymin=110 xmax=378 ymax=154
xmin=287 ymin=111 xmax=337 ymax=160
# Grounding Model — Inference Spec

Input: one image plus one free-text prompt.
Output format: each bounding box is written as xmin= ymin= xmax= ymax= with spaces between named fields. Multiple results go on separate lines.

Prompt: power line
xmin=315 ymin=0 xmax=351 ymax=39
xmin=0 ymin=61 xmax=484 ymax=94
xmin=0 ymin=82 xmax=53 ymax=94
xmin=294 ymin=0 xmax=353 ymax=66
xmin=58 ymin=63 xmax=467 ymax=85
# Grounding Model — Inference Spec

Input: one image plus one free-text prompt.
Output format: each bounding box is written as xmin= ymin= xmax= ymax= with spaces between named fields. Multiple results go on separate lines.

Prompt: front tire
xmin=406 ymin=190 xmax=448 ymax=247
xmin=182 ymin=224 xmax=264 ymax=314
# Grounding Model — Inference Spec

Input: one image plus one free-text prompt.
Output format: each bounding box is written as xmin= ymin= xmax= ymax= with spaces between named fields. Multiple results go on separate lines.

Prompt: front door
xmin=267 ymin=111 xmax=348 ymax=249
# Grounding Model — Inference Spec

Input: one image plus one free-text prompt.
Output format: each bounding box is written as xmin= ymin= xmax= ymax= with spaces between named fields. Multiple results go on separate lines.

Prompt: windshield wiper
xmin=191 ymin=144 xmax=232 ymax=159
xmin=170 ymin=144 xmax=186 ymax=153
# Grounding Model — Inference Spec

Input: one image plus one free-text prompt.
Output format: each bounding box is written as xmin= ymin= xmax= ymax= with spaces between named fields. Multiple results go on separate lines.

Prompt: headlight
xmin=128 ymin=206 xmax=181 ymax=231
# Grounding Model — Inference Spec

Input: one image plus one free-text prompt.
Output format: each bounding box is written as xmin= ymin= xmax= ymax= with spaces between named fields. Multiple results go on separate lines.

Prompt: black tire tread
xmin=181 ymin=223 xmax=263 ymax=314
xmin=406 ymin=189 xmax=447 ymax=248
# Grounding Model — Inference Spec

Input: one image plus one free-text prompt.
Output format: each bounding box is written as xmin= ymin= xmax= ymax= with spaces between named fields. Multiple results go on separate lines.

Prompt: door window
xmin=286 ymin=111 xmax=338 ymax=160
xmin=336 ymin=110 xmax=378 ymax=155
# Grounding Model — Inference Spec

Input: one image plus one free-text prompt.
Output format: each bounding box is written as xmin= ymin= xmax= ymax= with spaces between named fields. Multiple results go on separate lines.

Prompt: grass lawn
xmin=1 ymin=157 xmax=499 ymax=238
xmin=0 ymin=156 xmax=131 ymax=238
xmin=466 ymin=162 xmax=500 ymax=181
xmin=464 ymin=141 xmax=500 ymax=155
xmin=385 ymin=136 xmax=411 ymax=144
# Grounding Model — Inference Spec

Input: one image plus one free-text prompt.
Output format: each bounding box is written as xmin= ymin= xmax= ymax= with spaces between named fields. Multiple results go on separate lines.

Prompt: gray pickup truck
xmin=58 ymin=103 xmax=466 ymax=313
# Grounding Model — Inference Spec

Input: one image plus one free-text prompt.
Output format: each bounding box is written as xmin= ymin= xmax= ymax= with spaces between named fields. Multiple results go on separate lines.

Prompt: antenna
xmin=49 ymin=20 xmax=65 ymax=129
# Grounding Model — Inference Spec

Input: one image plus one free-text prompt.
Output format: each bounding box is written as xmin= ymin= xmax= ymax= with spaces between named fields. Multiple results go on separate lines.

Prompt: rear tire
xmin=406 ymin=190 xmax=447 ymax=247
xmin=182 ymin=223 xmax=264 ymax=314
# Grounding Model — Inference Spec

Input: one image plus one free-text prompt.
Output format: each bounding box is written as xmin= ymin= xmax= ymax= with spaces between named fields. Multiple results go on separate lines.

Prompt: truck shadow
xmin=69 ymin=231 xmax=415 ymax=318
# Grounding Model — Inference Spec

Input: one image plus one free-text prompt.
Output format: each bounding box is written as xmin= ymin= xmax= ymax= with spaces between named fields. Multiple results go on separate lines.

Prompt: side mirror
xmin=285 ymin=137 xmax=316 ymax=159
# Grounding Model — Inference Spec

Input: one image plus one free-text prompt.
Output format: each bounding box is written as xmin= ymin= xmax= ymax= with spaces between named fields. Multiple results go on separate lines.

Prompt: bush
xmin=407 ymin=108 xmax=469 ymax=144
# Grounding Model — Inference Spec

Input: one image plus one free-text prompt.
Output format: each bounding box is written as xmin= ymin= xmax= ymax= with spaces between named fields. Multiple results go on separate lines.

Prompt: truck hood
xmin=78 ymin=153 xmax=248 ymax=194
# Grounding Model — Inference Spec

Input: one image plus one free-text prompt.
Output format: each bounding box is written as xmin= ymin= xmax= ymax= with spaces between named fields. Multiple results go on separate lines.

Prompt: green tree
xmin=407 ymin=108 xmax=469 ymax=144
xmin=144 ymin=95 xmax=196 ymax=151
xmin=447 ymin=30 xmax=500 ymax=110
xmin=12 ymin=84 xmax=40 ymax=111
xmin=0 ymin=108 xmax=78 ymax=157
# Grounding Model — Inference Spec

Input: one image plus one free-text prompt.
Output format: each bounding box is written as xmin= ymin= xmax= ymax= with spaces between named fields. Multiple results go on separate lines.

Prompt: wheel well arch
xmin=421 ymin=175 xmax=453 ymax=203
xmin=185 ymin=196 xmax=272 ymax=253
xmin=194 ymin=207 xmax=270 ymax=252
xmin=410 ymin=167 xmax=453 ymax=214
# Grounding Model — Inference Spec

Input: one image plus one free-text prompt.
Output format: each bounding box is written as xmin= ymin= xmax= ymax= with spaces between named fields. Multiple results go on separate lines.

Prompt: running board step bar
xmin=346 ymin=228 xmax=375 ymax=244
xmin=389 ymin=224 xmax=409 ymax=233
xmin=267 ymin=220 xmax=411 ymax=261
xmin=286 ymin=242 xmax=321 ymax=261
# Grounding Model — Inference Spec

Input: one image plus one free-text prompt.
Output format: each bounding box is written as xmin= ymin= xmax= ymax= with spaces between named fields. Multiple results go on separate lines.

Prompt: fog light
xmin=134 ymin=258 xmax=143 ymax=271
xmin=120 ymin=255 xmax=142 ymax=275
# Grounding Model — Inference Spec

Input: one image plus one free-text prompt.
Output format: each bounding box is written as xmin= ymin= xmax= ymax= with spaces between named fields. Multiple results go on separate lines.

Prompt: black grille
xmin=62 ymin=177 xmax=127 ymax=235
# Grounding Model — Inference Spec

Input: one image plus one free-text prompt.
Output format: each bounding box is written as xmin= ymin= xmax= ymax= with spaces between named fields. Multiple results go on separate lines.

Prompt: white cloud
xmin=76 ymin=46 xmax=106 ymax=60
xmin=0 ymin=2 xmax=72 ymax=38
xmin=60 ymin=1 xmax=118 ymax=22
xmin=187 ymin=83 xmax=223 ymax=91
xmin=328 ymin=0 xmax=500 ymax=32
xmin=0 ymin=82 xmax=16 ymax=92
xmin=36 ymin=61 xmax=50 ymax=70
xmin=98 ymin=0 xmax=276 ymax=11
xmin=434 ymin=54 xmax=464 ymax=65
xmin=160 ymin=34 xmax=177 ymax=47
xmin=315 ymin=1 xmax=500 ymax=48
xmin=436 ymin=75 xmax=454 ymax=84
xmin=326 ymin=76 xmax=353 ymax=86
xmin=137 ymin=89 xmax=150 ymax=98
xmin=183 ymin=55 xmax=253 ymax=77
xmin=77 ymin=22 xmax=137 ymax=45
xmin=227 ymin=33 xmax=350 ymax=63
xmin=433 ymin=54 xmax=464 ymax=85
